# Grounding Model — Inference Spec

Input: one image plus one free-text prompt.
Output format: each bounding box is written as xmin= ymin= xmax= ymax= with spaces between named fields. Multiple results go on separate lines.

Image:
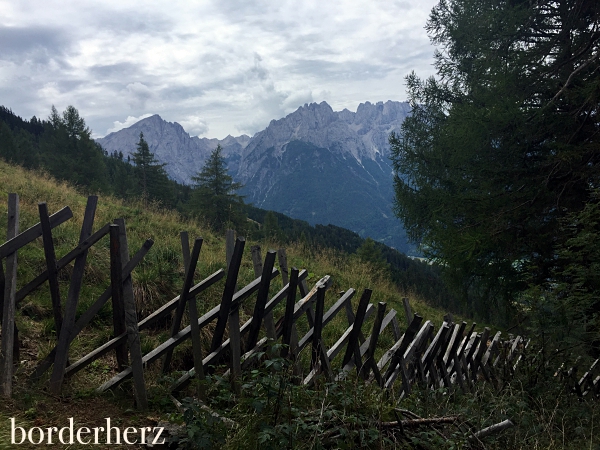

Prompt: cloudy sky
xmin=1 ymin=0 xmax=438 ymax=139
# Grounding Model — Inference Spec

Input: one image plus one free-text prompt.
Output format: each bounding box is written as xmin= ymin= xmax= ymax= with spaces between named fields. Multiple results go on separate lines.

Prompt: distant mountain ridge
xmin=97 ymin=115 xmax=250 ymax=184
xmin=96 ymin=100 xmax=416 ymax=254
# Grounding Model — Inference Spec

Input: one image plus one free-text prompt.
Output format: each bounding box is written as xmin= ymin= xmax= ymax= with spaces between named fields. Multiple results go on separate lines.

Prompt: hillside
xmin=0 ymin=160 xmax=596 ymax=450
xmin=0 ymin=159 xmax=453 ymax=444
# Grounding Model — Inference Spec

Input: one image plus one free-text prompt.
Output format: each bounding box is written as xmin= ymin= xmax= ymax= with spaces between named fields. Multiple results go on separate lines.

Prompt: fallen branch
xmin=381 ymin=416 xmax=459 ymax=427
xmin=470 ymin=419 xmax=514 ymax=440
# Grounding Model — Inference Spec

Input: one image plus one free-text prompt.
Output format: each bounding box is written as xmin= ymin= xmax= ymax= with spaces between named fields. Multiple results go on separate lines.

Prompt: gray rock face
xmin=96 ymin=115 xmax=250 ymax=185
xmin=94 ymin=100 xmax=415 ymax=252
xmin=235 ymin=100 xmax=410 ymax=209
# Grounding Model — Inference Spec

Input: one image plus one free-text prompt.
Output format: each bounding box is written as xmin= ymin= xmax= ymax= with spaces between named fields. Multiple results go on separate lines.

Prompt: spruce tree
xmin=131 ymin=132 xmax=172 ymax=206
xmin=189 ymin=145 xmax=246 ymax=231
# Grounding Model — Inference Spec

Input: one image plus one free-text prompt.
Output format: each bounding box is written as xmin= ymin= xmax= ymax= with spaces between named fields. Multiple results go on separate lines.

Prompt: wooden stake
xmin=1 ymin=193 xmax=19 ymax=398
xmin=49 ymin=196 xmax=97 ymax=395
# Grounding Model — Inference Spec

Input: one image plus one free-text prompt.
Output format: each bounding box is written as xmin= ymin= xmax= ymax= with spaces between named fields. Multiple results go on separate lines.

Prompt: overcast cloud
xmin=0 ymin=0 xmax=438 ymax=139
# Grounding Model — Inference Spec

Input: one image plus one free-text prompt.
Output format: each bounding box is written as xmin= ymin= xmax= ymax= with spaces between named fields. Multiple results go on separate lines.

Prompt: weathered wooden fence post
xmin=38 ymin=202 xmax=63 ymax=337
xmin=211 ymin=237 xmax=245 ymax=352
xmin=115 ymin=220 xmax=148 ymax=409
xmin=247 ymin=250 xmax=277 ymax=351
xmin=163 ymin=234 xmax=204 ymax=374
xmin=1 ymin=193 xmax=19 ymax=398
xmin=110 ymin=224 xmax=128 ymax=370
xmin=49 ymin=196 xmax=97 ymax=394
xmin=180 ymin=232 xmax=207 ymax=400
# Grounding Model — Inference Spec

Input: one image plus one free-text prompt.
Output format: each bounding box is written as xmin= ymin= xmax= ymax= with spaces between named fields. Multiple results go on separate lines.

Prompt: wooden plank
xmin=209 ymin=271 xmax=308 ymax=375
xmin=421 ymin=324 xmax=450 ymax=384
xmin=280 ymin=268 xmax=299 ymax=358
xmin=109 ymin=224 xmax=128 ymax=369
xmin=229 ymin=305 xmax=242 ymax=395
xmin=391 ymin=316 xmax=402 ymax=341
xmin=310 ymin=286 xmax=325 ymax=372
xmin=32 ymin=239 xmax=154 ymax=380
xmin=64 ymin=269 xmax=227 ymax=378
xmin=251 ymin=245 xmax=263 ymax=275
xmin=459 ymin=324 xmax=477 ymax=357
xmin=225 ymin=230 xmax=235 ymax=270
xmin=117 ymin=219 xmax=148 ymax=409
xmin=1 ymin=193 xmax=19 ymax=398
xmin=382 ymin=314 xmax=424 ymax=387
xmin=336 ymin=308 xmax=397 ymax=381
xmin=341 ymin=289 xmax=372 ymax=368
xmin=297 ymin=270 xmax=315 ymax=329
xmin=211 ymin=237 xmax=245 ymax=352
xmin=444 ymin=322 xmax=467 ymax=366
xmin=180 ymin=232 xmax=206 ymax=399
xmin=246 ymin=250 xmax=277 ymax=352
xmin=49 ymin=196 xmax=97 ymax=395
xmin=162 ymin=236 xmax=203 ymax=373
xmin=251 ymin=246 xmax=277 ymax=341
xmin=0 ymin=259 xmax=4 ymax=323
xmin=16 ymin=223 xmax=111 ymax=304
xmin=362 ymin=302 xmax=386 ymax=385
xmin=471 ymin=327 xmax=490 ymax=382
xmin=421 ymin=323 xmax=451 ymax=379
xmin=413 ymin=324 xmax=434 ymax=383
xmin=0 ymin=206 xmax=72 ymax=259
xmin=277 ymin=248 xmax=289 ymax=286
xmin=38 ymin=202 xmax=63 ymax=338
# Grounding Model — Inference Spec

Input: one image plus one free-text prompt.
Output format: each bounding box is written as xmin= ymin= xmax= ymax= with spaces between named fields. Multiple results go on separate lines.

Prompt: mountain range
xmin=96 ymin=100 xmax=416 ymax=254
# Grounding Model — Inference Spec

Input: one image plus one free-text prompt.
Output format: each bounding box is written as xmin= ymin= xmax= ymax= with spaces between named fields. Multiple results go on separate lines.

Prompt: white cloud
xmin=0 ymin=0 xmax=439 ymax=139
xmin=179 ymin=115 xmax=209 ymax=136
xmin=106 ymin=114 xmax=153 ymax=135
xmin=124 ymin=82 xmax=153 ymax=110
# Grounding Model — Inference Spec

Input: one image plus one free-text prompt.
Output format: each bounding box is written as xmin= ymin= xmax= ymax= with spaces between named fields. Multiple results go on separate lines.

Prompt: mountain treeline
xmin=0 ymin=105 xmax=192 ymax=208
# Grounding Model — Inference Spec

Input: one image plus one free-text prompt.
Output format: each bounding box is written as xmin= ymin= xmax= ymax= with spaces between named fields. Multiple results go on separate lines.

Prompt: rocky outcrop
xmin=95 ymin=100 xmax=415 ymax=253
xmin=96 ymin=115 xmax=250 ymax=185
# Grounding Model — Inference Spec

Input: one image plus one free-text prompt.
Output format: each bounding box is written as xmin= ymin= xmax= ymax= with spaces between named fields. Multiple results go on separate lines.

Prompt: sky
xmin=0 ymin=0 xmax=438 ymax=139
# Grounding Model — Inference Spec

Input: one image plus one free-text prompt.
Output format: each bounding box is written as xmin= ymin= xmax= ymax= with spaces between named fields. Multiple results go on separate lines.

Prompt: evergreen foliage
xmin=131 ymin=132 xmax=173 ymax=206
xmin=188 ymin=145 xmax=246 ymax=231
xmin=390 ymin=0 xmax=600 ymax=324
xmin=356 ymin=237 xmax=390 ymax=279
xmin=262 ymin=210 xmax=284 ymax=242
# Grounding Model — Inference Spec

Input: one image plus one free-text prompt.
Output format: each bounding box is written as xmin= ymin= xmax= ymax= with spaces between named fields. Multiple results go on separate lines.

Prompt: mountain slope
xmin=96 ymin=115 xmax=250 ymax=185
xmin=236 ymin=101 xmax=413 ymax=253
xmin=95 ymin=101 xmax=415 ymax=253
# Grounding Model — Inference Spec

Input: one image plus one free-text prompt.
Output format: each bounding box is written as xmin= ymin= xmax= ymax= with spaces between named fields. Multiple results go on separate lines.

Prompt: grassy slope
xmin=0 ymin=161 xmax=597 ymax=450
xmin=0 ymin=160 xmax=453 ymax=448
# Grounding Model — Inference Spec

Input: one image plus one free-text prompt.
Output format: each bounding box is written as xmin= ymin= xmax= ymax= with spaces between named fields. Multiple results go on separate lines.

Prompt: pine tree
xmin=131 ymin=132 xmax=171 ymax=206
xmin=263 ymin=210 xmax=283 ymax=242
xmin=189 ymin=145 xmax=246 ymax=231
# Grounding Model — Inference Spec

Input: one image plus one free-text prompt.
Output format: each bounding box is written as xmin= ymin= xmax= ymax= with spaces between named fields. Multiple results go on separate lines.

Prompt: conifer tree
xmin=131 ymin=132 xmax=171 ymax=206
xmin=189 ymin=145 xmax=246 ymax=231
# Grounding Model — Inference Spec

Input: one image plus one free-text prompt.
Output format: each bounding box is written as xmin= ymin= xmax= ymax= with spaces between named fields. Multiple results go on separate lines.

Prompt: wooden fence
xmin=0 ymin=195 xmax=598 ymax=409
